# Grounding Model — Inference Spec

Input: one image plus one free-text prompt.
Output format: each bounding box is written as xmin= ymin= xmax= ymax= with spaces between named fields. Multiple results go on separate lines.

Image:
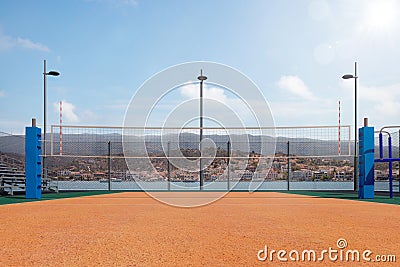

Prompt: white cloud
xmin=365 ymin=87 xmax=400 ymax=118
xmin=53 ymin=100 xmax=79 ymax=123
xmin=0 ymin=90 xmax=5 ymax=97
xmin=179 ymin=82 xmax=227 ymax=103
xmin=81 ymin=109 xmax=97 ymax=123
xmin=0 ymin=30 xmax=49 ymax=52
xmin=341 ymin=80 xmax=400 ymax=128
xmin=0 ymin=33 xmax=14 ymax=51
xmin=178 ymin=83 xmax=261 ymax=126
xmin=16 ymin=37 xmax=49 ymax=52
xmin=277 ymin=75 xmax=317 ymax=101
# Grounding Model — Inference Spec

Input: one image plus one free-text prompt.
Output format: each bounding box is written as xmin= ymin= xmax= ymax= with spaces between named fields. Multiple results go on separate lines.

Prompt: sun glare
xmin=365 ymin=0 xmax=398 ymax=31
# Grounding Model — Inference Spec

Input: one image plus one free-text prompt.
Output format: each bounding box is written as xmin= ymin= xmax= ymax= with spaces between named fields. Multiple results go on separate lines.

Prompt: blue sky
xmin=1 ymin=0 xmax=400 ymax=135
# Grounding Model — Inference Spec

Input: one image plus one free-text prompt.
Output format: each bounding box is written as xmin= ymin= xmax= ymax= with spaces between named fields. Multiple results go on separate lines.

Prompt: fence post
xmin=388 ymin=136 xmax=393 ymax=198
xmin=50 ymin=125 xmax=53 ymax=156
xmin=25 ymin=119 xmax=42 ymax=199
xmin=108 ymin=141 xmax=111 ymax=191
xmin=287 ymin=141 xmax=290 ymax=191
xmin=167 ymin=141 xmax=170 ymax=191
xmin=227 ymin=141 xmax=230 ymax=191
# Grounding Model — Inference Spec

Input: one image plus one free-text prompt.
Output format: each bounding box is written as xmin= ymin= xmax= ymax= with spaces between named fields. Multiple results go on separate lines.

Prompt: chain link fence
xmin=44 ymin=125 xmax=359 ymax=191
xmin=1 ymin=125 xmax=397 ymax=193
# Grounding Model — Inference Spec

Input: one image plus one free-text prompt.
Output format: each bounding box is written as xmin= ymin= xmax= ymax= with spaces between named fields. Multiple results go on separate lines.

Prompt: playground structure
xmin=358 ymin=119 xmax=399 ymax=199
xmin=374 ymin=126 xmax=400 ymax=198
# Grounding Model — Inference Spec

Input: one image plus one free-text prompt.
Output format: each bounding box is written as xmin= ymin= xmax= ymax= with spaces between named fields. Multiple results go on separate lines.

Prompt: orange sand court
xmin=0 ymin=192 xmax=399 ymax=266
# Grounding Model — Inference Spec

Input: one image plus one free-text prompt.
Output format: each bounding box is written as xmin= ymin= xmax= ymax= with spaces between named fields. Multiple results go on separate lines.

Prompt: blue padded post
xmin=358 ymin=126 xmax=374 ymax=199
xmin=25 ymin=126 xmax=42 ymax=199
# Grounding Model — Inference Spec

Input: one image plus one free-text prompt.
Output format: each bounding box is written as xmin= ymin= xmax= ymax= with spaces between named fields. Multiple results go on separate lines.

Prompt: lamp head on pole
xmin=46 ymin=71 xmax=60 ymax=76
xmin=198 ymin=69 xmax=207 ymax=81
xmin=342 ymin=74 xmax=357 ymax=79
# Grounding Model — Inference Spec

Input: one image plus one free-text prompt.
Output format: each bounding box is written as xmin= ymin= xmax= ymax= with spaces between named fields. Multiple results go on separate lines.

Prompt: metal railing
xmin=374 ymin=129 xmax=400 ymax=194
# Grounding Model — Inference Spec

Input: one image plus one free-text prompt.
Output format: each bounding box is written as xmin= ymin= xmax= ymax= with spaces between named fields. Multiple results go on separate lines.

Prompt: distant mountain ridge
xmin=0 ymin=133 xmax=360 ymax=157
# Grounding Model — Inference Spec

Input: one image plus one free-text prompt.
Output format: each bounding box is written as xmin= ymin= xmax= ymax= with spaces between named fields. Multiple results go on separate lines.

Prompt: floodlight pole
xmin=342 ymin=62 xmax=358 ymax=192
xmin=43 ymin=60 xmax=47 ymax=179
xmin=43 ymin=60 xmax=60 ymax=180
xmin=198 ymin=70 xmax=207 ymax=190
xmin=354 ymin=62 xmax=358 ymax=192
